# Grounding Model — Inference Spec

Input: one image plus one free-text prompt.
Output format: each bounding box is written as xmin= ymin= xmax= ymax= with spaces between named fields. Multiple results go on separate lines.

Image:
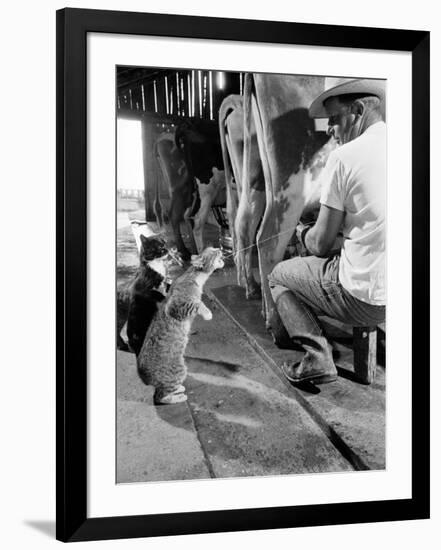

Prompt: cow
xmin=241 ymin=73 xmax=339 ymax=344
xmin=219 ymin=81 xmax=335 ymax=315
xmin=154 ymin=120 xmax=226 ymax=260
xmin=218 ymin=77 xmax=337 ymax=345
xmin=175 ymin=119 xmax=226 ymax=252
xmin=154 ymin=131 xmax=196 ymax=259
xmin=219 ymin=94 xmax=265 ymax=299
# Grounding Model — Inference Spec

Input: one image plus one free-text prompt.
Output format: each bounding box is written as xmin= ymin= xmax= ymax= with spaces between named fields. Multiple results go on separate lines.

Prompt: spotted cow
xmin=223 ymin=75 xmax=338 ymax=345
xmin=219 ymin=94 xmax=265 ymax=298
xmin=154 ymin=131 xmax=196 ymax=259
xmin=154 ymin=120 xmax=226 ymax=259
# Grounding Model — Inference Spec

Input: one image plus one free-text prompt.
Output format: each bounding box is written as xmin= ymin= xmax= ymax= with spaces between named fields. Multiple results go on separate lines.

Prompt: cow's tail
xmin=153 ymin=141 xmax=165 ymax=229
xmin=218 ymin=95 xmax=241 ymax=195
xmin=236 ymin=73 xmax=255 ymax=276
xmin=218 ymin=95 xmax=243 ymax=255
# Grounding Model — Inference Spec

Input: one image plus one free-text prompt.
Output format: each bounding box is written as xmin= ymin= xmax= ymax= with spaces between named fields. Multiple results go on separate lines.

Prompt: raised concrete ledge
xmin=207 ymin=284 xmax=385 ymax=471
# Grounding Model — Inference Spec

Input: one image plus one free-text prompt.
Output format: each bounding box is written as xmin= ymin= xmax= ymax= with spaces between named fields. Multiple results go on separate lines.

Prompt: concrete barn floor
xmin=116 ymin=209 xmax=385 ymax=483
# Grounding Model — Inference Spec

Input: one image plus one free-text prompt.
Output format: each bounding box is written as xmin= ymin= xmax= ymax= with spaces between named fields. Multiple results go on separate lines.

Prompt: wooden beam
xmin=117 ymin=110 xmax=185 ymax=126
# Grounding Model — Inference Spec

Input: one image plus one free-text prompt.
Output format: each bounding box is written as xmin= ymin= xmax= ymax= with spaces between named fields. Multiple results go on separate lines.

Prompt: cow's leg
xmin=256 ymin=166 xmax=307 ymax=344
xmin=219 ymin=97 xmax=244 ymax=257
xmin=236 ymin=75 xmax=265 ymax=299
xmin=256 ymin=142 xmax=334 ymax=325
xmin=192 ymin=209 xmax=208 ymax=253
xmin=235 ymin=187 xmax=265 ymax=298
xmin=243 ymin=188 xmax=265 ymax=299
xmin=184 ymin=217 xmax=198 ymax=255
xmin=250 ymin=90 xmax=306 ymax=344
xmin=222 ymin=127 xmax=240 ymax=255
xmin=169 ymin=197 xmax=191 ymax=260
xmin=153 ymin=146 xmax=165 ymax=229
xmin=225 ymin=182 xmax=238 ymax=255
xmin=192 ymin=181 xmax=218 ymax=253
xmin=257 ymin=196 xmax=304 ymax=332
xmin=153 ymin=174 xmax=164 ymax=228
xmin=225 ymin=133 xmax=239 ymax=255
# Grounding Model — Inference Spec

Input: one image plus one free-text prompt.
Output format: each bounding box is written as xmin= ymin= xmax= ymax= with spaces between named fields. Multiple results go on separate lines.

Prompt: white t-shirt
xmin=320 ymin=121 xmax=386 ymax=306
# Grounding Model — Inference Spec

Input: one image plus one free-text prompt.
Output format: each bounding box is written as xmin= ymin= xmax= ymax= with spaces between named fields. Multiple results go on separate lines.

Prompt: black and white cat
xmin=117 ymin=234 xmax=174 ymax=355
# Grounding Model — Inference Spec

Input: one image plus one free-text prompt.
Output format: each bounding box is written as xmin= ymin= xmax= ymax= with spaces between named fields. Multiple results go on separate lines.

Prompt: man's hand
xmin=295 ymin=222 xmax=310 ymax=244
xmin=303 ymin=205 xmax=344 ymax=257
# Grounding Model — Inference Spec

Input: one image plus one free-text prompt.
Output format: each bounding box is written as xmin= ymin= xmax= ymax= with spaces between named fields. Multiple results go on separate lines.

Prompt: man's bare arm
xmin=303 ymin=204 xmax=344 ymax=257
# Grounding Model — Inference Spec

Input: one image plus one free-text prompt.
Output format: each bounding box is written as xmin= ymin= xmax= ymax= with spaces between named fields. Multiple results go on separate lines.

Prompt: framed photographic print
xmin=56 ymin=7 xmax=430 ymax=542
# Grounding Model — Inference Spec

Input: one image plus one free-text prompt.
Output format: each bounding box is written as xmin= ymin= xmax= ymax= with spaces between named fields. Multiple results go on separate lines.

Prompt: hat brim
xmin=309 ymin=79 xmax=386 ymax=118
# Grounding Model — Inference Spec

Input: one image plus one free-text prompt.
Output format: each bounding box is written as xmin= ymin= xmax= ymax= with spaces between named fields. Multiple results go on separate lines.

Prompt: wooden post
xmin=209 ymin=71 xmax=213 ymax=119
xmin=191 ymin=70 xmax=195 ymax=117
xmin=353 ymin=326 xmax=377 ymax=385
xmin=187 ymin=73 xmax=192 ymax=117
xmin=197 ymin=70 xmax=203 ymax=118
xmin=153 ymin=81 xmax=158 ymax=113
xmin=156 ymin=78 xmax=166 ymax=114
xmin=141 ymin=119 xmax=156 ymax=221
xmin=164 ymin=78 xmax=169 ymax=115
xmin=141 ymin=84 xmax=146 ymax=111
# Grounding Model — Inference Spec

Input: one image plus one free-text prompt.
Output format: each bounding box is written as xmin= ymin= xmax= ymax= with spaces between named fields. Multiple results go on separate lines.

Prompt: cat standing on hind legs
xmin=137 ymin=247 xmax=224 ymax=405
xmin=116 ymin=233 xmax=178 ymax=354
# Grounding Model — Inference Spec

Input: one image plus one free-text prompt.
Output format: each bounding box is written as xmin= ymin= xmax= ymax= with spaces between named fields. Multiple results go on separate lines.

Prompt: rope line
xmin=222 ymin=224 xmax=300 ymax=258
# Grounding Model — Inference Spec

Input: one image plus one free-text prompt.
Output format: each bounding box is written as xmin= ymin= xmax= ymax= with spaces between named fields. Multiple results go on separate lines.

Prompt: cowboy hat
xmin=309 ymin=78 xmax=386 ymax=118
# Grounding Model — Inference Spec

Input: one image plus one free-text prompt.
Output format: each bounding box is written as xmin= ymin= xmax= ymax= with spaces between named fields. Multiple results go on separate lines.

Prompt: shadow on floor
xmin=24 ymin=520 xmax=55 ymax=538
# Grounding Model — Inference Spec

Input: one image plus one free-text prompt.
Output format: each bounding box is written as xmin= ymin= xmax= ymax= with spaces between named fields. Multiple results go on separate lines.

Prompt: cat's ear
xmin=157 ymin=234 xmax=167 ymax=246
xmin=140 ymin=234 xmax=149 ymax=246
xmin=191 ymin=254 xmax=205 ymax=269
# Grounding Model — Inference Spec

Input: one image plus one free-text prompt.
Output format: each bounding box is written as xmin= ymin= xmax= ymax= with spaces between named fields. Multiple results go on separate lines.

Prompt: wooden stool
xmin=353 ymin=326 xmax=377 ymax=385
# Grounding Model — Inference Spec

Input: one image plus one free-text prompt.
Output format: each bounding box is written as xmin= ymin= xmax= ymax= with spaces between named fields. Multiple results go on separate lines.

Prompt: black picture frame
xmin=56 ymin=7 xmax=430 ymax=543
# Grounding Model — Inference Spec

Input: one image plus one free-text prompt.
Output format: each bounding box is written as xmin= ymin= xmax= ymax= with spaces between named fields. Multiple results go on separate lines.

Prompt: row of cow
xmin=152 ymin=73 xmax=337 ymax=343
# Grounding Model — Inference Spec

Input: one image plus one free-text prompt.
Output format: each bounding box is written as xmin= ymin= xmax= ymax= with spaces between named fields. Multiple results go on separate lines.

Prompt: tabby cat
xmin=116 ymin=234 xmax=171 ymax=355
xmin=137 ymin=247 xmax=224 ymax=405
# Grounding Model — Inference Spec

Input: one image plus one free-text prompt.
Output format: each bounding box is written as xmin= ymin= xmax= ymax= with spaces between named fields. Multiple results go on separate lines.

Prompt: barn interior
xmin=117 ymin=66 xmax=241 ymax=226
xmin=116 ymin=66 xmax=386 ymax=483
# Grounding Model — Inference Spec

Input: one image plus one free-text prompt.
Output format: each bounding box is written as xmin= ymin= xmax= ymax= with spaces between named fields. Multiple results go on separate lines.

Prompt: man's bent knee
xmin=269 ymin=282 xmax=289 ymax=303
xmin=268 ymin=257 xmax=306 ymax=291
xmin=268 ymin=259 xmax=292 ymax=286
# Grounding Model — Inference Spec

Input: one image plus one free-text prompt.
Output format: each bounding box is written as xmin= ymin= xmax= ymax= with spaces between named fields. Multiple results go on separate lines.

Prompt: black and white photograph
xmin=1 ymin=0 xmax=437 ymax=546
xmin=52 ymin=6 xmax=431 ymax=544
xmin=116 ymin=67 xmax=387 ymax=483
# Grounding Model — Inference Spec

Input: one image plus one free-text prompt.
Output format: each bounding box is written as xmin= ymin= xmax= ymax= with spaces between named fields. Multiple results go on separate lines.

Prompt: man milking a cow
xmin=268 ymin=78 xmax=386 ymax=385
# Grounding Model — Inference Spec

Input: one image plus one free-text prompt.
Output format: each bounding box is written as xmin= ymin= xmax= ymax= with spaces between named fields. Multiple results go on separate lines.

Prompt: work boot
xmin=267 ymin=309 xmax=293 ymax=349
xmin=274 ymin=291 xmax=338 ymax=384
xmin=281 ymin=359 xmax=337 ymax=385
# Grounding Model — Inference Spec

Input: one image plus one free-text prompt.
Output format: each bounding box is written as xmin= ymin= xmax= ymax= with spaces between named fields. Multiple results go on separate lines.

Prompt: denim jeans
xmin=268 ymin=255 xmax=385 ymax=372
